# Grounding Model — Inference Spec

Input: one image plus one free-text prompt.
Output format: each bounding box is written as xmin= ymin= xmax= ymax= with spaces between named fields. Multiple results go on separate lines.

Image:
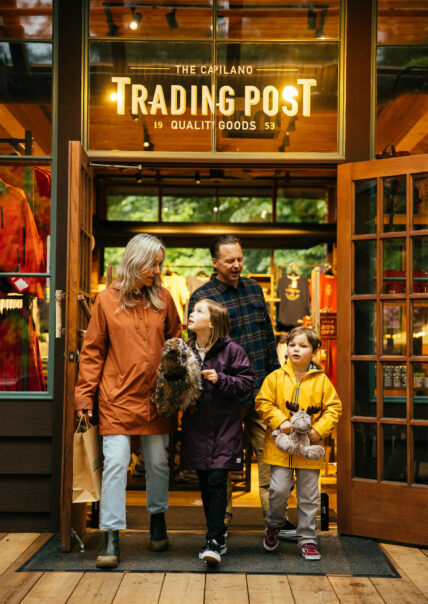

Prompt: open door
xmin=337 ymin=154 xmax=428 ymax=546
xmin=60 ymin=141 xmax=94 ymax=552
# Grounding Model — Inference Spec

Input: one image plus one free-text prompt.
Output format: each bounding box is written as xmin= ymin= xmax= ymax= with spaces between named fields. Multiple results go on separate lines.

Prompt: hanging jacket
xmin=255 ymin=358 xmax=342 ymax=469
xmin=74 ymin=283 xmax=181 ymax=435
xmin=180 ymin=336 xmax=255 ymax=471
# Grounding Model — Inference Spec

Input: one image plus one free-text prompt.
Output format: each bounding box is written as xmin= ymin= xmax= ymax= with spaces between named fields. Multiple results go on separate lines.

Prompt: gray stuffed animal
xmin=273 ymin=401 xmax=325 ymax=461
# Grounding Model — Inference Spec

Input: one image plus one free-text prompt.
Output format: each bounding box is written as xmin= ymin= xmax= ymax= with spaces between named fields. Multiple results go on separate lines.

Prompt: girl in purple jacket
xmin=182 ymin=299 xmax=254 ymax=567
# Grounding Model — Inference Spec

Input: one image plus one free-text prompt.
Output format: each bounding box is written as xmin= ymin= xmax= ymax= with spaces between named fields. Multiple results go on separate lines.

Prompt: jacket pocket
xmin=250 ymin=299 xmax=266 ymax=322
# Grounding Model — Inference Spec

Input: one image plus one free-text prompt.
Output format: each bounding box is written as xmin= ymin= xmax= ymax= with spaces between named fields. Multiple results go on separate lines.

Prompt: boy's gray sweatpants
xmin=266 ymin=465 xmax=320 ymax=547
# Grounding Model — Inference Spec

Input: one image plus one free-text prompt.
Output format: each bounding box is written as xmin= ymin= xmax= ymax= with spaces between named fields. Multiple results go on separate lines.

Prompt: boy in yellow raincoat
xmin=255 ymin=326 xmax=342 ymax=560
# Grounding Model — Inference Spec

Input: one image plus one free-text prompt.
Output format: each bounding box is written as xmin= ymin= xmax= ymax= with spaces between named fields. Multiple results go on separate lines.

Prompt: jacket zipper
xmin=289 ymin=377 xmax=302 ymax=468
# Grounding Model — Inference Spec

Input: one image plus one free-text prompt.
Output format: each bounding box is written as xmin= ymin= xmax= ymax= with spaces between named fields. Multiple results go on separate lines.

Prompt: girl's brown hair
xmin=286 ymin=326 xmax=321 ymax=352
xmin=188 ymin=299 xmax=231 ymax=349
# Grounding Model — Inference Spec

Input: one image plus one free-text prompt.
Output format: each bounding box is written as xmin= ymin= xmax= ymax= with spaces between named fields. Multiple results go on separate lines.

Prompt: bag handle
xmin=380 ymin=144 xmax=397 ymax=158
xmin=75 ymin=414 xmax=91 ymax=433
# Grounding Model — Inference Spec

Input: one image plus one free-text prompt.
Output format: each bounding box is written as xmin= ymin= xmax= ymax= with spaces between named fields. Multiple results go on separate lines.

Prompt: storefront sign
xmin=320 ymin=312 xmax=337 ymax=339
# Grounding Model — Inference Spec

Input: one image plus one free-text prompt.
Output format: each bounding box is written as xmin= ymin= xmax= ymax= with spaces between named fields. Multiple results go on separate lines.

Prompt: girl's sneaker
xmin=300 ymin=543 xmax=321 ymax=560
xmin=199 ymin=539 xmax=227 ymax=562
xmin=263 ymin=526 xmax=280 ymax=551
xmin=201 ymin=539 xmax=226 ymax=565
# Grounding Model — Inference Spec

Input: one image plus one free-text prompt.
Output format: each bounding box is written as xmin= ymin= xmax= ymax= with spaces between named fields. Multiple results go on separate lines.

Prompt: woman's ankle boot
xmin=96 ymin=530 xmax=120 ymax=568
xmin=149 ymin=512 xmax=169 ymax=551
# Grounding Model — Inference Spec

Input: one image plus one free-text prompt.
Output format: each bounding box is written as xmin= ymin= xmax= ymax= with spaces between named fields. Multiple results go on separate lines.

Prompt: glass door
xmin=337 ymin=154 xmax=428 ymax=546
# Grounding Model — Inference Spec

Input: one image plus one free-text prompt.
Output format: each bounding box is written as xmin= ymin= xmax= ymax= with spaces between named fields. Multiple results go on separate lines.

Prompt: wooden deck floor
xmin=0 ymin=531 xmax=427 ymax=603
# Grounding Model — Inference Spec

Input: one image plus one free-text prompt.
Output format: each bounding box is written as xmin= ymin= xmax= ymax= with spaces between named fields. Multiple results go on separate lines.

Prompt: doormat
xmin=19 ymin=532 xmax=399 ymax=577
xmin=125 ymin=505 xmax=337 ymax=530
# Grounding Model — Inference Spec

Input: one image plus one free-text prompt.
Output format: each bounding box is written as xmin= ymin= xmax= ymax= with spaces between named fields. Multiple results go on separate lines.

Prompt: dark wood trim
xmin=345 ymin=0 xmax=374 ymax=161
xmin=52 ymin=0 xmax=84 ymax=533
xmin=0 ymin=402 xmax=53 ymax=437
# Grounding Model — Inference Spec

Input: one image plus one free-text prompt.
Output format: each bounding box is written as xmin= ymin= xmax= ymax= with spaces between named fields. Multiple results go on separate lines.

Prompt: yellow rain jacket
xmin=255 ymin=359 xmax=342 ymax=469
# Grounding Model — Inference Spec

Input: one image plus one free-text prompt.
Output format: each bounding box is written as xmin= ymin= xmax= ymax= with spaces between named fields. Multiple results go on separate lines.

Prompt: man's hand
xmin=279 ymin=420 xmax=293 ymax=434
xmin=308 ymin=428 xmax=321 ymax=444
xmin=77 ymin=409 xmax=93 ymax=419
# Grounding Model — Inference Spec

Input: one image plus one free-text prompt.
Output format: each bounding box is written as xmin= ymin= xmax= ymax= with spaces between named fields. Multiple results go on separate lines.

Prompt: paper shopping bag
xmin=72 ymin=416 xmax=103 ymax=503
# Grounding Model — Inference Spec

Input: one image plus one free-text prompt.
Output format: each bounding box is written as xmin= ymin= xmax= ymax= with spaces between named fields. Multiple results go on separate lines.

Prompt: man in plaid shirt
xmin=187 ymin=235 xmax=282 ymax=524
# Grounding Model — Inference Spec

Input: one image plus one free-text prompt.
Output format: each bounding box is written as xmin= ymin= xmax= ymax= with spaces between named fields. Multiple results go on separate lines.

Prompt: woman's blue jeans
xmin=99 ymin=433 xmax=169 ymax=530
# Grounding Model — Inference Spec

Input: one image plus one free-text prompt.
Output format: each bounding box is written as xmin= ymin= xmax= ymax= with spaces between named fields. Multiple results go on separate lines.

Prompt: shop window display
xmin=0 ymin=164 xmax=51 ymax=392
xmin=0 ymin=1 xmax=52 ymax=40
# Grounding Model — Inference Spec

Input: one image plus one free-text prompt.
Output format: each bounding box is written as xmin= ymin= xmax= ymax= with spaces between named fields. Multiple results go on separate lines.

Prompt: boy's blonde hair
xmin=188 ymin=299 xmax=231 ymax=349
xmin=286 ymin=326 xmax=321 ymax=352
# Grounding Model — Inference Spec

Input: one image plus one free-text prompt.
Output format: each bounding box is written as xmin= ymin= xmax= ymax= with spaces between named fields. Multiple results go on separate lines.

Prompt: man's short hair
xmin=210 ymin=235 xmax=242 ymax=259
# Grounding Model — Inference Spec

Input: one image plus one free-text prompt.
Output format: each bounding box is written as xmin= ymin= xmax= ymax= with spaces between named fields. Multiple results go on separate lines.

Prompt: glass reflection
xmin=413 ymin=302 xmax=428 ymax=356
xmin=413 ymin=173 xmax=428 ymax=230
xmin=354 ymin=179 xmax=377 ymax=235
xmin=162 ymin=188 xmax=216 ymax=222
xmin=0 ymin=42 xmax=52 ymax=156
xmin=412 ymin=362 xmax=428 ymax=420
xmin=377 ymin=47 xmax=428 ymax=156
xmin=107 ymin=188 xmax=158 ymax=221
xmin=377 ymin=1 xmax=428 ymax=44
xmin=353 ymin=422 xmax=377 ymax=479
xmin=89 ymin=0 xmax=213 ymax=39
xmin=383 ymin=424 xmax=407 ymax=482
xmin=382 ymin=175 xmax=406 ymax=233
xmin=217 ymin=0 xmax=340 ymax=41
xmin=382 ymin=238 xmax=406 ymax=294
xmin=354 ymin=301 xmax=376 ymax=355
xmin=382 ymin=363 xmax=407 ymax=419
xmin=412 ymin=237 xmax=428 ymax=293
xmin=354 ymin=362 xmax=376 ymax=417
xmin=0 ymin=284 xmax=49 ymax=392
xmin=413 ymin=426 xmax=428 ymax=485
xmin=383 ymin=302 xmax=406 ymax=355
xmin=218 ymin=190 xmax=272 ymax=222
xmin=0 ymin=1 xmax=52 ymax=39
xmin=354 ymin=240 xmax=376 ymax=294
xmin=276 ymin=189 xmax=328 ymax=223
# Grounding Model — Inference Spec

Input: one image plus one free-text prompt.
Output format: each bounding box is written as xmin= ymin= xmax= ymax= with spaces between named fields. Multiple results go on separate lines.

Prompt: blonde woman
xmin=75 ymin=234 xmax=181 ymax=568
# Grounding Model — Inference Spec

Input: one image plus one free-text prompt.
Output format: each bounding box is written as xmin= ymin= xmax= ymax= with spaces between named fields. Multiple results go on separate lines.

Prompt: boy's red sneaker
xmin=263 ymin=526 xmax=280 ymax=551
xmin=300 ymin=543 xmax=321 ymax=560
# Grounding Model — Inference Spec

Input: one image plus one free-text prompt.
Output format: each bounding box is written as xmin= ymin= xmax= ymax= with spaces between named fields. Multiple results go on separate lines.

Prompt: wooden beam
xmin=0 ymin=105 xmax=46 ymax=155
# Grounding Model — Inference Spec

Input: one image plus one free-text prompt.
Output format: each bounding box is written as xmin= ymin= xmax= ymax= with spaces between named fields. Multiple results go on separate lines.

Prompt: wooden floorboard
xmin=20 ymin=572 xmax=84 ymax=603
xmin=112 ymin=572 xmax=164 ymax=604
xmin=381 ymin=544 xmax=428 ymax=598
xmin=370 ymin=576 xmax=428 ymax=603
xmin=205 ymin=574 xmax=249 ymax=604
xmin=159 ymin=573 xmax=205 ymax=604
xmin=328 ymin=576 xmax=384 ymax=603
xmin=0 ymin=535 xmax=43 ymax=576
xmin=66 ymin=572 xmax=123 ymax=604
xmin=0 ymin=572 xmax=42 ymax=604
xmin=247 ymin=574 xmax=294 ymax=604
xmin=289 ymin=575 xmax=340 ymax=603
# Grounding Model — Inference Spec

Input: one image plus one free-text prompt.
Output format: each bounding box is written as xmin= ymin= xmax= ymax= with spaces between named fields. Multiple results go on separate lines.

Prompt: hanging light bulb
xmin=195 ymin=170 xmax=201 ymax=185
xmin=129 ymin=9 xmax=142 ymax=30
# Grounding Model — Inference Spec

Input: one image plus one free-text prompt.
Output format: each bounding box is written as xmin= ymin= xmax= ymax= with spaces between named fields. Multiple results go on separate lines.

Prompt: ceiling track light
xmin=315 ymin=9 xmax=327 ymax=39
xmin=165 ymin=8 xmax=178 ymax=30
xmin=129 ymin=7 xmax=142 ymax=30
xmin=155 ymin=170 xmax=162 ymax=184
xmin=136 ymin=168 xmax=144 ymax=184
xmin=195 ymin=170 xmax=201 ymax=185
xmin=284 ymin=171 xmax=291 ymax=185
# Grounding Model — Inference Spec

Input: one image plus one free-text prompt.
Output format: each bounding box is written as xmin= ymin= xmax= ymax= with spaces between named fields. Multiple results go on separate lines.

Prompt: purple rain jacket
xmin=180 ymin=336 xmax=255 ymax=471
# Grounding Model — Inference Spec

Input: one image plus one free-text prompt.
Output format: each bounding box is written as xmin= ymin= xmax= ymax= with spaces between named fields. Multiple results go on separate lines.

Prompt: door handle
xmin=55 ymin=289 xmax=64 ymax=338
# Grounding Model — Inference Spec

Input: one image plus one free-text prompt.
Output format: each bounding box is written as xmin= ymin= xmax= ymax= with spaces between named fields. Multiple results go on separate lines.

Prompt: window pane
xmin=164 ymin=247 xmax=212 ymax=277
xmin=0 ymin=42 xmax=52 ymax=156
xmin=413 ymin=426 xmax=428 ymax=485
xmin=383 ymin=424 xmax=407 ymax=482
xmin=354 ymin=362 xmax=376 ymax=417
xmin=413 ymin=173 xmax=428 ymax=230
xmin=377 ymin=46 xmax=428 ymax=156
xmin=354 ymin=301 xmax=376 ymax=355
xmin=107 ymin=188 xmax=158 ymax=221
xmin=0 ymin=165 xmax=50 ymax=277
xmin=383 ymin=238 xmax=406 ymax=294
xmin=217 ymin=0 xmax=340 ymax=41
xmin=377 ymin=1 xmax=428 ymax=44
xmin=383 ymin=302 xmax=406 ymax=355
xmin=382 ymin=363 xmax=407 ymax=419
xmin=382 ymin=175 xmax=406 ymax=233
xmin=412 ymin=362 xmax=428 ymax=420
xmin=353 ymin=422 xmax=377 ymax=479
xmin=218 ymin=189 xmax=272 ymax=222
xmin=162 ymin=188 xmax=216 ymax=222
xmin=412 ymin=237 xmax=428 ymax=293
xmin=215 ymin=43 xmax=339 ymax=154
xmin=0 ymin=1 xmax=52 ymax=39
xmin=276 ymin=189 xmax=327 ymax=223
xmin=354 ymin=179 xmax=377 ymax=235
xmin=89 ymin=0 xmax=213 ymax=40
xmin=354 ymin=240 xmax=376 ymax=294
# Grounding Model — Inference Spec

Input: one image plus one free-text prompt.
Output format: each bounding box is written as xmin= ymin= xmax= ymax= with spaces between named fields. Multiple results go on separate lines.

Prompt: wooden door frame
xmin=60 ymin=141 xmax=94 ymax=552
xmin=337 ymin=154 xmax=428 ymax=546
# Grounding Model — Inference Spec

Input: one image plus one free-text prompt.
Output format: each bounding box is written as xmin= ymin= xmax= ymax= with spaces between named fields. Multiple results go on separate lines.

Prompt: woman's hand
xmin=308 ymin=428 xmax=321 ymax=444
xmin=279 ymin=420 xmax=293 ymax=434
xmin=201 ymin=369 xmax=218 ymax=384
xmin=77 ymin=409 xmax=93 ymax=419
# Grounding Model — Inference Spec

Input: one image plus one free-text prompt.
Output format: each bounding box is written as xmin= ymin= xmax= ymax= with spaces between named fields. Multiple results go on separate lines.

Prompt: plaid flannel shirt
xmin=188 ymin=275 xmax=280 ymax=406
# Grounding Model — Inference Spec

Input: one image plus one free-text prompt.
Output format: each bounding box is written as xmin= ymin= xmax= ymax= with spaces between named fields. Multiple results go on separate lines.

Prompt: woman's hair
xmin=286 ymin=326 xmax=321 ymax=352
xmin=188 ymin=298 xmax=231 ymax=349
xmin=117 ymin=234 xmax=166 ymax=311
